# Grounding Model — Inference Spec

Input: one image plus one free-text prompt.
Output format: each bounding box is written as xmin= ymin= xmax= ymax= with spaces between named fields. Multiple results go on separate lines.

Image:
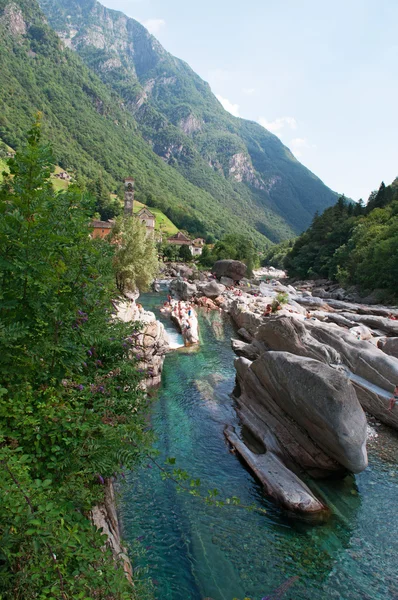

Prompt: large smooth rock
xmin=231 ymin=338 xmax=260 ymax=360
xmin=213 ymin=260 xmax=247 ymax=281
xmin=168 ymin=263 xmax=193 ymax=278
xmin=306 ymin=320 xmax=398 ymax=394
xmin=220 ymin=276 xmax=234 ymax=287
xmin=255 ymin=316 xmax=341 ymax=364
xmin=224 ymin=426 xmax=326 ymax=514
xmin=378 ymin=337 xmax=398 ymax=359
xmin=197 ymin=280 xmax=226 ymax=299
xmin=170 ymin=302 xmax=199 ymax=345
xmin=235 ymin=352 xmax=368 ymax=475
xmin=255 ymin=315 xmax=398 ymax=428
xmin=229 ymin=299 xmax=264 ymax=336
xmin=170 ymin=278 xmax=197 ymax=300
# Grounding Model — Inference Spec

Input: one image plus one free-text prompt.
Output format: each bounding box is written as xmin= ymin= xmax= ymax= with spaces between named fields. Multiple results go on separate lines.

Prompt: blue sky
xmin=102 ymin=0 xmax=398 ymax=201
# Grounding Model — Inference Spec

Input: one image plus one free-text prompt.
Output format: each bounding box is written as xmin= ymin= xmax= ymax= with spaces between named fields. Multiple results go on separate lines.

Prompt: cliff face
xmin=38 ymin=0 xmax=338 ymax=238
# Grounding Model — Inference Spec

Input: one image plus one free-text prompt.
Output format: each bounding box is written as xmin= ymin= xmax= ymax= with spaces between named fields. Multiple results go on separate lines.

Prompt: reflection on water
xmin=119 ymin=292 xmax=398 ymax=600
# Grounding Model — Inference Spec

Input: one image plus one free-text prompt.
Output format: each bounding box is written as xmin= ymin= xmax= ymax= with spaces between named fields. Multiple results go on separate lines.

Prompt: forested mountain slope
xmin=284 ymin=180 xmax=398 ymax=300
xmin=0 ymin=0 xmax=336 ymax=244
xmin=37 ymin=0 xmax=338 ymax=237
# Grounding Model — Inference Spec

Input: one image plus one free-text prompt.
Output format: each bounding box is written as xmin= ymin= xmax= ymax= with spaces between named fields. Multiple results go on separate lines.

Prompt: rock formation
xmin=116 ymin=297 xmax=169 ymax=388
xmin=162 ymin=300 xmax=199 ymax=346
xmin=224 ymin=426 xmax=326 ymax=514
xmin=91 ymin=480 xmax=133 ymax=584
xmin=213 ymin=260 xmax=247 ymax=281
xmin=169 ymin=278 xmax=197 ymax=300
xmin=234 ymin=352 xmax=368 ymax=476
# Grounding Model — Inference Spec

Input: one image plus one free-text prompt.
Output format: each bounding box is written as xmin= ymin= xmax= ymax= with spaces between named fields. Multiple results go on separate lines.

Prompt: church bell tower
xmin=124 ymin=177 xmax=135 ymax=217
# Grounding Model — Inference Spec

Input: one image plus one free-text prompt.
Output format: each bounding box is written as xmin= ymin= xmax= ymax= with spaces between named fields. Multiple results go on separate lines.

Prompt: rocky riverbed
xmin=166 ymin=260 xmax=398 ymax=514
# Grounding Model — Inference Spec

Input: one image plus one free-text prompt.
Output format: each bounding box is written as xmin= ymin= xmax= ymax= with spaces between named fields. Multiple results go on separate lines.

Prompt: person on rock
xmin=264 ymin=304 xmax=272 ymax=316
xmin=388 ymin=385 xmax=398 ymax=410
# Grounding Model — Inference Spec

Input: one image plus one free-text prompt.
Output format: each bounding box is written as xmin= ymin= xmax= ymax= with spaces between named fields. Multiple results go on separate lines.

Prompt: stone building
xmin=189 ymin=242 xmax=203 ymax=257
xmin=137 ymin=207 xmax=155 ymax=235
xmin=90 ymin=220 xmax=113 ymax=239
xmin=124 ymin=177 xmax=135 ymax=216
xmin=167 ymin=231 xmax=192 ymax=246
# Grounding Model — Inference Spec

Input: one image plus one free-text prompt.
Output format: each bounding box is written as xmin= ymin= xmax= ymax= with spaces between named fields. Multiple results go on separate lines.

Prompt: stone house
xmin=90 ymin=220 xmax=113 ymax=239
xmin=189 ymin=243 xmax=203 ymax=257
xmin=167 ymin=231 xmax=192 ymax=246
xmin=137 ymin=207 xmax=155 ymax=235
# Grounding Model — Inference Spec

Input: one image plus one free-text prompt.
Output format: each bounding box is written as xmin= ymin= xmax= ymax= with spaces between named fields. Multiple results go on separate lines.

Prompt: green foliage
xmin=284 ymin=185 xmax=398 ymax=300
xmin=197 ymin=245 xmax=213 ymax=268
xmin=271 ymin=293 xmax=289 ymax=313
xmin=200 ymin=234 xmax=260 ymax=276
xmin=284 ymin=196 xmax=357 ymax=280
xmin=158 ymin=242 xmax=181 ymax=262
xmin=179 ymin=244 xmax=193 ymax=263
xmin=112 ymin=216 xmax=159 ymax=294
xmin=262 ymin=239 xmax=294 ymax=269
xmin=0 ymin=121 xmax=154 ymax=598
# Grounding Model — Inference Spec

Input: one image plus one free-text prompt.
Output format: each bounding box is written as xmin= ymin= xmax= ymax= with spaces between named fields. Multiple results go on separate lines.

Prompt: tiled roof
xmin=90 ymin=220 xmax=113 ymax=229
xmin=168 ymin=231 xmax=191 ymax=241
xmin=137 ymin=207 xmax=155 ymax=217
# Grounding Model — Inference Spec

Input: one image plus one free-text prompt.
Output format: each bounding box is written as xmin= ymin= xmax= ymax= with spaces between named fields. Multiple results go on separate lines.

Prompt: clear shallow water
xmin=119 ymin=292 xmax=398 ymax=600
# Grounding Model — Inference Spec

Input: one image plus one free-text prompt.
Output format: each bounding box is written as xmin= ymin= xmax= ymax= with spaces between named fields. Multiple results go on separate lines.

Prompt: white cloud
xmin=242 ymin=87 xmax=256 ymax=95
xmin=142 ymin=18 xmax=166 ymax=34
xmin=289 ymin=137 xmax=315 ymax=157
xmin=258 ymin=116 xmax=297 ymax=135
xmin=216 ymin=94 xmax=240 ymax=117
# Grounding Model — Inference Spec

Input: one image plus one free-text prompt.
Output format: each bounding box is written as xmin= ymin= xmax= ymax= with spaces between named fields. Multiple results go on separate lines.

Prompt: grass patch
xmin=133 ymin=200 xmax=178 ymax=237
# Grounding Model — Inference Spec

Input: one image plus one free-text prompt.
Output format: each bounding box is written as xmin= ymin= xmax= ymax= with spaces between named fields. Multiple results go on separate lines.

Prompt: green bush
xmin=0 ymin=121 xmax=153 ymax=598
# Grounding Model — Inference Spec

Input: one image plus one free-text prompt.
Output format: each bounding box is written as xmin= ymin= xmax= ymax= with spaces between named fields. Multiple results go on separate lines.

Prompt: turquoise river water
xmin=119 ymin=291 xmax=398 ymax=600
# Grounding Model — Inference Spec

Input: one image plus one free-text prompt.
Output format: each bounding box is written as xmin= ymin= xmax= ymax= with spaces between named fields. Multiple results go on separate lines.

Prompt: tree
xmin=210 ymin=234 xmax=259 ymax=275
xmin=199 ymin=245 xmax=215 ymax=268
xmin=0 ymin=119 xmax=152 ymax=598
xmin=0 ymin=140 xmax=7 ymax=158
xmin=159 ymin=242 xmax=180 ymax=262
xmin=179 ymin=244 xmax=193 ymax=262
xmin=112 ymin=216 xmax=159 ymax=293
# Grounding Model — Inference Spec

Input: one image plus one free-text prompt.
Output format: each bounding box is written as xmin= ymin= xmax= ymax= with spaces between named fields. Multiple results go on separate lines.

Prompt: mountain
xmin=0 ymin=0 xmax=336 ymax=245
xmin=37 ymin=0 xmax=338 ymax=238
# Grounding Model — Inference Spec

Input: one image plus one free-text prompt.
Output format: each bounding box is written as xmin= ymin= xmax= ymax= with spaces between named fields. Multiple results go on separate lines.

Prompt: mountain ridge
xmin=1 ymin=0 xmax=337 ymax=245
xmin=37 ymin=0 xmax=339 ymax=235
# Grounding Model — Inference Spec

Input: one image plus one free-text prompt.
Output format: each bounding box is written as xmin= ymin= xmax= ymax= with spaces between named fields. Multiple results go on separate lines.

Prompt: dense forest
xmin=275 ymin=180 xmax=398 ymax=301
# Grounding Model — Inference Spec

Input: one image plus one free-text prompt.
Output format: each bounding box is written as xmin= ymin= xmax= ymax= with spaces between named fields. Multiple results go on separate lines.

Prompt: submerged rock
xmin=224 ymin=425 xmax=326 ymax=514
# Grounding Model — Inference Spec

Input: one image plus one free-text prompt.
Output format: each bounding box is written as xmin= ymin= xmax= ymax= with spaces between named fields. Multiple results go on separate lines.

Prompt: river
xmin=119 ymin=291 xmax=398 ymax=600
